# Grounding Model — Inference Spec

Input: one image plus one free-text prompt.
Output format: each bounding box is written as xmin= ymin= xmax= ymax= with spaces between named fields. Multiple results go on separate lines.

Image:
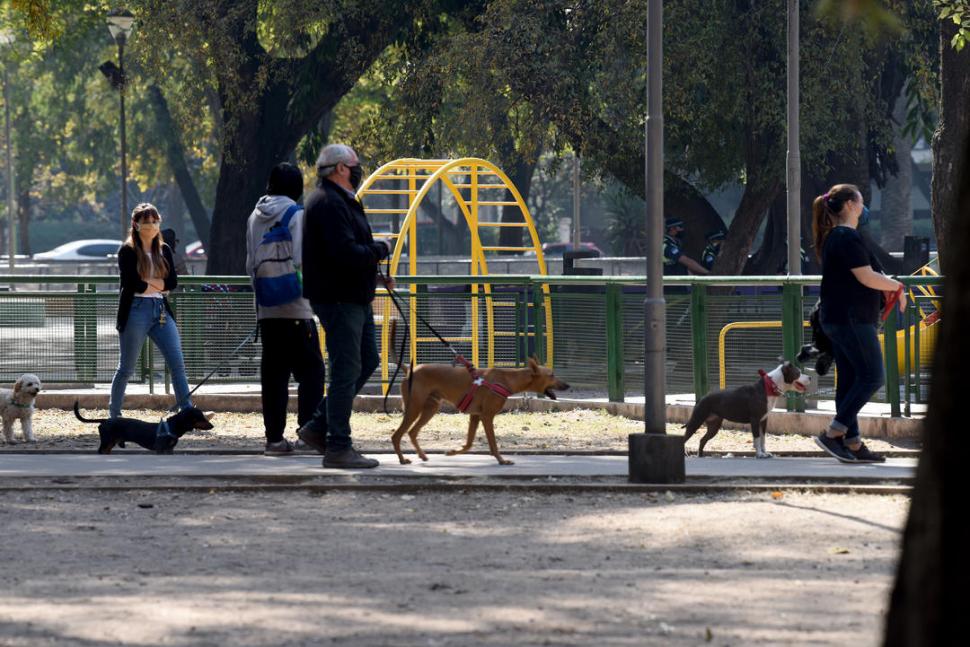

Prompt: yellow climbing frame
xmin=356 ymin=158 xmax=554 ymax=392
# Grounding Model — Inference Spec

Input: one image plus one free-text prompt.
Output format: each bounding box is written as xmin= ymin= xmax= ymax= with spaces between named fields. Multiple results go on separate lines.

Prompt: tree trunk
xmin=146 ymin=84 xmax=211 ymax=250
xmin=498 ymin=156 xmax=536 ymax=251
xmin=745 ymin=192 xmax=788 ymax=274
xmin=931 ymin=19 xmax=970 ymax=274
xmin=711 ymin=173 xmax=783 ymax=276
xmin=207 ymin=117 xmax=282 ymax=274
xmin=16 ymin=186 xmax=29 ymax=255
xmin=883 ymin=124 xmax=970 ymax=647
xmin=881 ymin=91 xmax=913 ymax=252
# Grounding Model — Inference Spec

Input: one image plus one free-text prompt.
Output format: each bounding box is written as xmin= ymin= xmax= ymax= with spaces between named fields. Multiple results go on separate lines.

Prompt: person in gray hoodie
xmin=246 ymin=163 xmax=327 ymax=455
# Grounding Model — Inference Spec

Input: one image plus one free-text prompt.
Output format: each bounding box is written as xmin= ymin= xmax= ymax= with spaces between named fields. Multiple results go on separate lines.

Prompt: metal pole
xmin=3 ymin=64 xmax=14 ymax=269
xmin=643 ymin=0 xmax=666 ymax=434
xmin=786 ymin=0 xmax=800 ymax=276
xmin=572 ymin=154 xmax=581 ymax=246
xmin=119 ymin=39 xmax=129 ymax=238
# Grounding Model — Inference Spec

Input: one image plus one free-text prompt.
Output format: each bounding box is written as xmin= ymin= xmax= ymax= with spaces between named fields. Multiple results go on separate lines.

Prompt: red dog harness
xmin=453 ymin=354 xmax=513 ymax=413
xmin=757 ymin=369 xmax=782 ymax=397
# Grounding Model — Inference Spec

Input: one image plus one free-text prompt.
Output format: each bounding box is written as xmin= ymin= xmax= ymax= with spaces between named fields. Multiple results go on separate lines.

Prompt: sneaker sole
xmin=814 ymin=436 xmax=857 ymax=464
xmin=296 ymin=430 xmax=327 ymax=455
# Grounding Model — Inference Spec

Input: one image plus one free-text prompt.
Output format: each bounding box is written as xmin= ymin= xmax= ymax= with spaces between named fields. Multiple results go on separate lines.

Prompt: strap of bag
xmin=277 ymin=203 xmax=302 ymax=230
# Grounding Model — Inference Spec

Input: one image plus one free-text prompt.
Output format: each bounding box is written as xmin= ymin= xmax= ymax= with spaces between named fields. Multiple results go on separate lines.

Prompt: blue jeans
xmin=821 ymin=318 xmax=885 ymax=441
xmin=110 ymin=297 xmax=192 ymax=418
xmin=311 ymin=302 xmax=379 ymax=452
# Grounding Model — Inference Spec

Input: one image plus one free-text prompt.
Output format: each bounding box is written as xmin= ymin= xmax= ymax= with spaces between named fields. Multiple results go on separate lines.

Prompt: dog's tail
xmin=73 ymin=400 xmax=108 ymax=424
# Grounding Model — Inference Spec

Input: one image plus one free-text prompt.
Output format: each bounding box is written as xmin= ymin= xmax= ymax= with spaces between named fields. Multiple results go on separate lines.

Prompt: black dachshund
xmin=74 ymin=401 xmax=214 ymax=454
xmin=797 ymin=301 xmax=834 ymax=376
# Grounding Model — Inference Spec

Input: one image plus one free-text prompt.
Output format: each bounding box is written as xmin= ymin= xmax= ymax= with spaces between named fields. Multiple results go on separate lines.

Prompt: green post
xmin=690 ymin=284 xmax=709 ymax=401
xmin=781 ymin=283 xmax=803 ymax=412
xmin=73 ymin=284 xmax=96 ymax=382
xmin=913 ymin=300 xmax=921 ymax=403
xmin=606 ymin=283 xmax=625 ymax=402
xmin=903 ymin=298 xmax=911 ymax=417
xmin=532 ymin=282 xmax=546 ymax=364
xmin=884 ymin=304 xmax=901 ymax=417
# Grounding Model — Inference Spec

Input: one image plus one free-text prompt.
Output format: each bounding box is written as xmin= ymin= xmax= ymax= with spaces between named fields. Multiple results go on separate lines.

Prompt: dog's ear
xmin=204 ymin=412 xmax=215 ymax=422
xmin=13 ymin=378 xmax=22 ymax=394
xmin=528 ymin=355 xmax=540 ymax=372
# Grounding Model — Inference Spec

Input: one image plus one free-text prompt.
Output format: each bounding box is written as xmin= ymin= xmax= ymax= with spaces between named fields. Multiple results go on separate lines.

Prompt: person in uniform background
xmin=663 ymin=217 xmax=709 ymax=276
xmin=701 ymin=230 xmax=725 ymax=271
xmin=161 ymin=228 xmax=189 ymax=276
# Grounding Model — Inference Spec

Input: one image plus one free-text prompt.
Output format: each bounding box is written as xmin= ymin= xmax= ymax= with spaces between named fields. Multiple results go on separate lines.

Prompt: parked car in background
xmin=33 ymin=239 xmax=122 ymax=262
xmin=186 ymin=240 xmax=206 ymax=260
xmin=540 ymin=242 xmax=603 ymax=257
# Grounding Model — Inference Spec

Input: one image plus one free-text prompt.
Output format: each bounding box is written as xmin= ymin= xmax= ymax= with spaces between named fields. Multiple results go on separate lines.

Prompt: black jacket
xmin=116 ymin=244 xmax=178 ymax=332
xmin=302 ymin=178 xmax=390 ymax=305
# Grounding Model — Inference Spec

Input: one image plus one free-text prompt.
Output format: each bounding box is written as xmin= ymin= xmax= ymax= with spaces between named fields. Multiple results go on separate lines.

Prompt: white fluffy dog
xmin=1 ymin=374 xmax=42 ymax=443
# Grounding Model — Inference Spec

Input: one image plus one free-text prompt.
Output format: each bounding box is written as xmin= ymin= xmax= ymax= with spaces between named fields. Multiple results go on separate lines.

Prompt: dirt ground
xmin=0 ymin=489 xmax=906 ymax=646
xmin=3 ymin=408 xmax=918 ymax=454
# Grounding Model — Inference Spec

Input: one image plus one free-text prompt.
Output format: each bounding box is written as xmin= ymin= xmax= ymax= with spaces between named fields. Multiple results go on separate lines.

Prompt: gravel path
xmin=3 ymin=408 xmax=919 ymax=454
xmin=0 ymin=489 xmax=906 ymax=646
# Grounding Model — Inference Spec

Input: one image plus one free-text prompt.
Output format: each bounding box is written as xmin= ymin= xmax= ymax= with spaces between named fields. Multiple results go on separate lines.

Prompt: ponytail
xmin=811 ymin=183 xmax=859 ymax=262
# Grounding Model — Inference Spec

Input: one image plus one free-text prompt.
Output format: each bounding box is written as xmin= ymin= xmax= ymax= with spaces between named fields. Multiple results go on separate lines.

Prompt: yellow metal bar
xmin=415 ymin=336 xmax=472 ymax=343
xmin=371 ymin=174 xmax=435 ymax=181
xmin=471 ymin=164 xmax=480 ymax=367
xmin=717 ymin=321 xmax=811 ymax=389
xmin=373 ymin=233 xmax=400 ymax=238
xmin=409 ymin=165 xmax=418 ymax=364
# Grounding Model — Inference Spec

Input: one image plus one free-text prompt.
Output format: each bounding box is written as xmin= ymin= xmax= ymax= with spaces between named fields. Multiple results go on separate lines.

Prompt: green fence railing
xmin=0 ymin=273 xmax=942 ymax=417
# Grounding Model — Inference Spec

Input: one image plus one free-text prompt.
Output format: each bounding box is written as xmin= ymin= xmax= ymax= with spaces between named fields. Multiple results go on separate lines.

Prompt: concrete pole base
xmin=628 ymin=433 xmax=686 ymax=484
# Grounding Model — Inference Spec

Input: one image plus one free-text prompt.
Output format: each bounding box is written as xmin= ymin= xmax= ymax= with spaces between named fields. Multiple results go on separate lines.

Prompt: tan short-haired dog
xmin=391 ymin=356 xmax=569 ymax=465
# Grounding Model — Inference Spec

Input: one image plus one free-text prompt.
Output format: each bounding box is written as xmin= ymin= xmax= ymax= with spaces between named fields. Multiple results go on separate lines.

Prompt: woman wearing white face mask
xmin=109 ymin=203 xmax=192 ymax=418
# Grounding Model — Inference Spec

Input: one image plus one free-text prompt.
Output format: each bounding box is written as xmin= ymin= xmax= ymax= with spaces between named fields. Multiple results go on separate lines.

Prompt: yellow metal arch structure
xmin=357 ymin=158 xmax=553 ymax=388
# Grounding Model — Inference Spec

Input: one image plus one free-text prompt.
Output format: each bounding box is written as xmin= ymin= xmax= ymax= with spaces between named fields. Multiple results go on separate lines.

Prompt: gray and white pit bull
xmin=683 ymin=361 xmax=811 ymax=458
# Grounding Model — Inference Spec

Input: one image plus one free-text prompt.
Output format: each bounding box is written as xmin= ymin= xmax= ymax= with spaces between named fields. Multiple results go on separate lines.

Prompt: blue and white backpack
xmin=252 ymin=203 xmax=303 ymax=308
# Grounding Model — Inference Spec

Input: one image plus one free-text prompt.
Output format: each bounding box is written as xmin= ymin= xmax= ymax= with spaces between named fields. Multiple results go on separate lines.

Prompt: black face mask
xmin=348 ymin=165 xmax=363 ymax=190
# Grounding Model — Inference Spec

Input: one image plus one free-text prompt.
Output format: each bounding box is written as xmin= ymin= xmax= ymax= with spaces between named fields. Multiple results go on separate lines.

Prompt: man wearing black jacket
xmin=298 ymin=144 xmax=390 ymax=469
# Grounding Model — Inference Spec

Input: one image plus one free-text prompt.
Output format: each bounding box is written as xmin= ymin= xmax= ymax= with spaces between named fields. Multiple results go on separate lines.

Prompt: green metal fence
xmin=0 ymin=273 xmax=942 ymax=416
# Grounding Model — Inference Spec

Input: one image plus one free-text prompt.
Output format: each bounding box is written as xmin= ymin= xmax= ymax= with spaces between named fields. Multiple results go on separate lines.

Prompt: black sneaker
xmin=848 ymin=442 xmax=886 ymax=463
xmin=264 ymin=438 xmax=296 ymax=456
xmin=815 ymin=432 xmax=857 ymax=463
xmin=297 ymin=425 xmax=328 ymax=455
xmin=322 ymin=447 xmax=379 ymax=469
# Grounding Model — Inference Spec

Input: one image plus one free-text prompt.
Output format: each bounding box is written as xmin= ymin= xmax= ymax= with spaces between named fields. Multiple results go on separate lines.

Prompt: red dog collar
xmin=758 ymin=369 xmax=782 ymax=397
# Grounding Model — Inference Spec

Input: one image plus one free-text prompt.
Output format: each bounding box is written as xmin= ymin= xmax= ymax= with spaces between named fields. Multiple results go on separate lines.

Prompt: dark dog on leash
xmin=73 ymin=401 xmax=214 ymax=454
xmin=797 ymin=301 xmax=834 ymax=376
xmin=683 ymin=362 xmax=811 ymax=458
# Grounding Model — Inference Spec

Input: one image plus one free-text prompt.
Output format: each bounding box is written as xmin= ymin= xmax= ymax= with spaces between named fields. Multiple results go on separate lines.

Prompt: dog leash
xmin=164 ymin=326 xmax=258 ymax=414
xmin=377 ymin=264 xmax=481 ymax=413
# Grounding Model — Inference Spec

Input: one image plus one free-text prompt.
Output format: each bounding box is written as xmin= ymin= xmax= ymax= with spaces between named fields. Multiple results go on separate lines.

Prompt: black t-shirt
xmin=820 ymin=226 xmax=882 ymax=325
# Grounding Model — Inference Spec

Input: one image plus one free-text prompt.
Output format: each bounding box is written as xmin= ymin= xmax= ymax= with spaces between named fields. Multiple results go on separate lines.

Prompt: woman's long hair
xmin=811 ymin=184 xmax=859 ymax=261
xmin=124 ymin=203 xmax=170 ymax=279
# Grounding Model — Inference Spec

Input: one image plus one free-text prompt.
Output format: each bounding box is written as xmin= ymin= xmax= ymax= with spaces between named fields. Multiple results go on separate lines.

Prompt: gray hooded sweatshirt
xmin=245 ymin=194 xmax=314 ymax=320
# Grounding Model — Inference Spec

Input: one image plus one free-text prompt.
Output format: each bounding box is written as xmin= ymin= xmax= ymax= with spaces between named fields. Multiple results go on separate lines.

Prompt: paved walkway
xmin=0 ymin=453 xmax=916 ymax=482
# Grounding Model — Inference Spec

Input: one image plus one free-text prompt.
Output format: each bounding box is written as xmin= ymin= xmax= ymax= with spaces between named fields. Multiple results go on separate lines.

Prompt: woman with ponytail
xmin=811 ymin=184 xmax=905 ymax=463
xmin=109 ymin=203 xmax=192 ymax=418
